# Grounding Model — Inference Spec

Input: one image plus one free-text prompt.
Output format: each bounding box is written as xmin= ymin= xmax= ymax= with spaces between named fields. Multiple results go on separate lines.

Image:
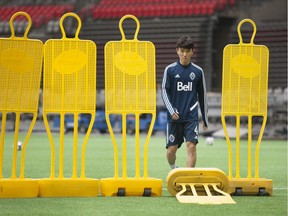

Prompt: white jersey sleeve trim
xmin=189 ymin=102 xmax=198 ymax=111
xmin=162 ymin=63 xmax=177 ymax=116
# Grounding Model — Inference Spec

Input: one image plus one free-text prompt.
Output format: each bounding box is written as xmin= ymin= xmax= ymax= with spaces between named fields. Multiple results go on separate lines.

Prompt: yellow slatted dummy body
xmin=222 ymin=19 xmax=272 ymax=196
xmin=0 ymin=12 xmax=43 ymax=198
xmin=39 ymin=13 xmax=99 ymax=197
xmin=100 ymin=15 xmax=162 ymax=197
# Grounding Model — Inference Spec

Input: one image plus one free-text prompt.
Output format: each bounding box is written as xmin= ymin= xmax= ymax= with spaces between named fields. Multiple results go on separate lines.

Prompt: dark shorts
xmin=166 ymin=121 xmax=199 ymax=149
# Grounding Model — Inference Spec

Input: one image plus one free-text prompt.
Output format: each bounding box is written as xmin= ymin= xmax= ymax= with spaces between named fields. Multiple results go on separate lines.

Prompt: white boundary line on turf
xmin=273 ymin=188 xmax=288 ymax=190
xmin=162 ymin=188 xmax=288 ymax=190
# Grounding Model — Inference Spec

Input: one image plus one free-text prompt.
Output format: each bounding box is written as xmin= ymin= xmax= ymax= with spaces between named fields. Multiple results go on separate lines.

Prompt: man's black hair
xmin=176 ymin=36 xmax=194 ymax=50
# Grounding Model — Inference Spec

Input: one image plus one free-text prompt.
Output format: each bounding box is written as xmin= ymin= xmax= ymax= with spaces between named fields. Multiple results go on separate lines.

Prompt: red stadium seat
xmin=229 ymin=0 xmax=236 ymax=6
xmin=147 ymin=5 xmax=156 ymax=17
xmin=217 ymin=0 xmax=227 ymax=10
xmin=207 ymin=2 xmax=216 ymax=15
xmin=200 ymin=3 xmax=208 ymax=15
xmin=173 ymin=4 xmax=181 ymax=17
xmin=191 ymin=4 xmax=198 ymax=16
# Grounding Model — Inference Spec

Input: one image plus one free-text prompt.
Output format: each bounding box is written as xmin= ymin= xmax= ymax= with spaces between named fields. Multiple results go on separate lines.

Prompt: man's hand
xmin=202 ymin=123 xmax=208 ymax=131
xmin=172 ymin=110 xmax=179 ymax=120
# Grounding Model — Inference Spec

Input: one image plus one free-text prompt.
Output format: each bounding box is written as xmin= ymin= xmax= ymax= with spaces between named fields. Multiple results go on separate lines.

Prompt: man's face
xmin=176 ymin=47 xmax=193 ymax=66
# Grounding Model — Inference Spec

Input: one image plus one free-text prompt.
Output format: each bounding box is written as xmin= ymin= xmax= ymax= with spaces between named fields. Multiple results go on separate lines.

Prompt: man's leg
xmin=186 ymin=141 xmax=197 ymax=167
xmin=166 ymin=145 xmax=178 ymax=169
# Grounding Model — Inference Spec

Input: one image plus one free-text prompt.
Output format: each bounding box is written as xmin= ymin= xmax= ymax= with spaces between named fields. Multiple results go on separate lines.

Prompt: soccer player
xmin=161 ymin=36 xmax=209 ymax=169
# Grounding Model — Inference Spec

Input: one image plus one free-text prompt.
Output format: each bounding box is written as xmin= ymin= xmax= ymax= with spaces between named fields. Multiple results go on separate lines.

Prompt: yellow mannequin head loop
xmin=119 ymin=14 xmax=140 ymax=41
xmin=59 ymin=12 xmax=82 ymax=39
xmin=9 ymin=11 xmax=32 ymax=39
xmin=237 ymin=18 xmax=257 ymax=45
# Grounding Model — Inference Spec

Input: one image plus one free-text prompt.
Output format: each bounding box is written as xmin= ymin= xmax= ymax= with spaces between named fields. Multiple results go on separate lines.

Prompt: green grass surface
xmin=0 ymin=131 xmax=287 ymax=216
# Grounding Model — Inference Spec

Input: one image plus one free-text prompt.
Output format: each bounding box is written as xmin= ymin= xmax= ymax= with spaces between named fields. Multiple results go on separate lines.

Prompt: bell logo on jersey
xmin=177 ymin=82 xmax=192 ymax=91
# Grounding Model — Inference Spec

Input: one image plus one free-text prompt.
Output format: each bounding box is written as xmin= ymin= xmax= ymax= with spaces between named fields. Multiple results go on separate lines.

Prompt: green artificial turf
xmin=0 ymin=131 xmax=287 ymax=216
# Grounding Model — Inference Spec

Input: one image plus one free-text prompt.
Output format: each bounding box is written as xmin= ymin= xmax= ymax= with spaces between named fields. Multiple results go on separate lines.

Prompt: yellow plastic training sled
xmin=166 ymin=168 xmax=235 ymax=204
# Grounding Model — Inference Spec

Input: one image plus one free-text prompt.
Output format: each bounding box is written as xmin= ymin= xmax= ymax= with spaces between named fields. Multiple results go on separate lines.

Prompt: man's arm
xmin=197 ymin=71 xmax=209 ymax=128
xmin=161 ymin=67 xmax=176 ymax=117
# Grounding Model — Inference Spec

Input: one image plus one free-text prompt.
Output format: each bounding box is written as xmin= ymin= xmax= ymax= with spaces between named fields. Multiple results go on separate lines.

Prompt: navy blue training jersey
xmin=161 ymin=61 xmax=209 ymax=127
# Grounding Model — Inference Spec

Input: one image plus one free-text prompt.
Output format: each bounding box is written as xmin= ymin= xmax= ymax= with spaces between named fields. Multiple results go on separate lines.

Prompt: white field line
xmin=162 ymin=188 xmax=288 ymax=190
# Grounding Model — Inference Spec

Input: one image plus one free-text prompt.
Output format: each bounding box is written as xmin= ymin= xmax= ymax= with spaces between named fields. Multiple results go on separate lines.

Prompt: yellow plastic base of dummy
xmin=38 ymin=178 xmax=100 ymax=197
xmin=100 ymin=177 xmax=162 ymax=196
xmin=228 ymin=178 xmax=273 ymax=196
xmin=0 ymin=179 xmax=39 ymax=198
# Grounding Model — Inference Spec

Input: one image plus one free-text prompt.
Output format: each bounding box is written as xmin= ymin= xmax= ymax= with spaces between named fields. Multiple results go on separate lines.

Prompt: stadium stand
xmin=87 ymin=0 xmax=237 ymax=19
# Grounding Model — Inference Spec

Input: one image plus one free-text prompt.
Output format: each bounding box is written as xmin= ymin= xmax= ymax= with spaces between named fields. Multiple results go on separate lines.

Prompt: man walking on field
xmin=161 ymin=36 xmax=209 ymax=169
